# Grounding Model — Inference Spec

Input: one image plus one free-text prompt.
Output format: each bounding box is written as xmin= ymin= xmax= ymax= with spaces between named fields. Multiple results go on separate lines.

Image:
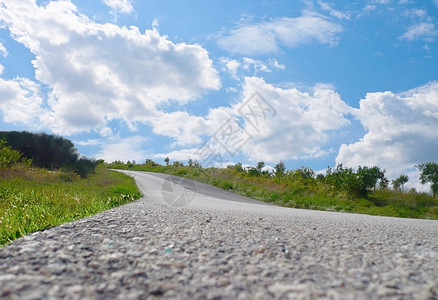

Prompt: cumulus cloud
xmin=157 ymin=77 xmax=352 ymax=164
xmin=103 ymin=0 xmax=133 ymax=14
xmin=0 ymin=0 xmax=220 ymax=134
xmin=235 ymin=77 xmax=352 ymax=162
xmin=336 ymin=82 xmax=438 ymax=181
xmin=218 ymin=13 xmax=343 ymax=55
xmin=0 ymin=76 xmax=44 ymax=126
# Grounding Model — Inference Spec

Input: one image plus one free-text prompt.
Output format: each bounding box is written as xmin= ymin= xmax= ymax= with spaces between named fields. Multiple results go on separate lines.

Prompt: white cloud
xmin=157 ymin=77 xmax=352 ymax=164
xmin=75 ymin=139 xmax=102 ymax=146
xmin=103 ymin=0 xmax=133 ymax=14
xmin=218 ymin=13 xmax=343 ymax=55
xmin=0 ymin=76 xmax=44 ymax=126
xmin=220 ymin=57 xmax=286 ymax=80
xmin=0 ymin=42 xmax=7 ymax=57
xmin=97 ymin=136 xmax=150 ymax=163
xmin=0 ymin=0 xmax=220 ymax=134
xmin=400 ymin=22 xmax=438 ymax=41
xmin=268 ymin=58 xmax=286 ymax=70
xmin=317 ymin=1 xmax=350 ymax=20
xmin=336 ymin=82 xmax=438 ymax=183
xmin=236 ymin=77 xmax=352 ymax=162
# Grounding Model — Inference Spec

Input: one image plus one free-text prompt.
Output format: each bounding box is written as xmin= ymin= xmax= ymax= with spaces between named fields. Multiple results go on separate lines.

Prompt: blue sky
xmin=0 ymin=0 xmax=438 ymax=190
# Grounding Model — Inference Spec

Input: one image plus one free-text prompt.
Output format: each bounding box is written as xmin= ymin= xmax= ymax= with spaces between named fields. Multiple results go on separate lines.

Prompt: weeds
xmin=0 ymin=166 xmax=140 ymax=246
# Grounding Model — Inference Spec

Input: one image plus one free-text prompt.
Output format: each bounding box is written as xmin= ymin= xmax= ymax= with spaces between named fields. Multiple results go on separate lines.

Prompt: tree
xmin=379 ymin=177 xmax=389 ymax=189
xmin=417 ymin=162 xmax=438 ymax=197
xmin=299 ymin=166 xmax=315 ymax=179
xmin=234 ymin=162 xmax=244 ymax=172
xmin=392 ymin=175 xmax=409 ymax=192
xmin=357 ymin=166 xmax=386 ymax=192
xmin=164 ymin=157 xmax=170 ymax=166
xmin=274 ymin=161 xmax=286 ymax=178
xmin=256 ymin=161 xmax=265 ymax=174
xmin=172 ymin=161 xmax=184 ymax=167
xmin=193 ymin=160 xmax=201 ymax=168
xmin=188 ymin=158 xmax=193 ymax=167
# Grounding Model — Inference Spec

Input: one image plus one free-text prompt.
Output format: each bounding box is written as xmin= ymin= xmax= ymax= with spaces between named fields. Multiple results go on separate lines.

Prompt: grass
xmin=107 ymin=162 xmax=438 ymax=220
xmin=0 ymin=164 xmax=141 ymax=246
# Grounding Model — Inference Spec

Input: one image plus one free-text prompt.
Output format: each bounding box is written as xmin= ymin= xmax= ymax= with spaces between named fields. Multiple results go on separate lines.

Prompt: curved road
xmin=1 ymin=170 xmax=437 ymax=299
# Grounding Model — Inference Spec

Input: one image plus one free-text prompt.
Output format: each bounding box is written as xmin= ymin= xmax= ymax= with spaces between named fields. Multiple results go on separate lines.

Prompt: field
xmin=0 ymin=165 xmax=140 ymax=246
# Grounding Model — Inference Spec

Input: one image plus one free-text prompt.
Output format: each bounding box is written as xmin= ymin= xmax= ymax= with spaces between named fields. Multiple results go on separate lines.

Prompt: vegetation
xmin=0 ymin=135 xmax=141 ymax=246
xmin=0 ymin=131 xmax=98 ymax=177
xmin=0 ymin=164 xmax=140 ymax=246
xmin=417 ymin=162 xmax=438 ymax=197
xmin=107 ymin=159 xmax=438 ymax=220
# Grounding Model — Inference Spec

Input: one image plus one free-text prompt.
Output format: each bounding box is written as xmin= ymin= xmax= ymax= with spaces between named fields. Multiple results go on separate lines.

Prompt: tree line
xmin=0 ymin=131 xmax=98 ymax=177
xmin=154 ymin=157 xmax=438 ymax=198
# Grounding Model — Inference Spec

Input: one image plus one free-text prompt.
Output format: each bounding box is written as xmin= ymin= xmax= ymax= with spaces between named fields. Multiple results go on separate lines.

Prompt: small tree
xmin=379 ymin=177 xmax=389 ymax=189
xmin=417 ymin=162 xmax=438 ymax=197
xmin=274 ymin=161 xmax=286 ymax=178
xmin=193 ymin=160 xmax=201 ymax=168
xmin=256 ymin=161 xmax=265 ymax=174
xmin=164 ymin=157 xmax=170 ymax=166
xmin=234 ymin=162 xmax=244 ymax=172
xmin=299 ymin=166 xmax=315 ymax=179
xmin=357 ymin=166 xmax=386 ymax=192
xmin=188 ymin=158 xmax=193 ymax=167
xmin=0 ymin=139 xmax=22 ymax=169
xmin=392 ymin=174 xmax=409 ymax=192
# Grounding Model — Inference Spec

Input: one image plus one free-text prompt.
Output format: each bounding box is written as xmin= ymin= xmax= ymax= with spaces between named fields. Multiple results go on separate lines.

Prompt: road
xmin=1 ymin=170 xmax=437 ymax=299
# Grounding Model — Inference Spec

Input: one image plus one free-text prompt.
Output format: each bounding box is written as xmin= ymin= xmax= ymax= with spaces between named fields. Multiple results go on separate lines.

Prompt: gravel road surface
xmin=1 ymin=170 xmax=438 ymax=299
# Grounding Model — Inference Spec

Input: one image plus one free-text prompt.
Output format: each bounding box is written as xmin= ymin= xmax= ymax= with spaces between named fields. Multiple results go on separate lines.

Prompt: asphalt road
xmin=1 ymin=170 xmax=437 ymax=299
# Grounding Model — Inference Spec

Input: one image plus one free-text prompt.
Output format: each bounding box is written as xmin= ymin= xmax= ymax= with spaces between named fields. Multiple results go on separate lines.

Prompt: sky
xmin=0 ymin=0 xmax=437 ymax=191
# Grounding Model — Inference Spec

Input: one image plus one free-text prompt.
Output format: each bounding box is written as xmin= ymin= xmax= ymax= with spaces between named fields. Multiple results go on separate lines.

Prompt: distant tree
xmin=173 ymin=161 xmax=183 ymax=167
xmin=417 ymin=162 xmax=438 ymax=197
xmin=164 ymin=157 xmax=170 ymax=166
xmin=256 ymin=161 xmax=265 ymax=174
xmin=274 ymin=161 xmax=286 ymax=178
xmin=193 ymin=160 xmax=201 ymax=168
xmin=234 ymin=162 xmax=244 ymax=172
xmin=379 ymin=177 xmax=389 ymax=189
xmin=145 ymin=159 xmax=158 ymax=166
xmin=392 ymin=175 xmax=409 ymax=192
xmin=0 ymin=131 xmax=97 ymax=177
xmin=188 ymin=158 xmax=193 ymax=167
xmin=299 ymin=166 xmax=315 ymax=179
xmin=246 ymin=166 xmax=259 ymax=177
xmin=316 ymin=173 xmax=325 ymax=181
xmin=74 ymin=157 xmax=98 ymax=178
xmin=357 ymin=166 xmax=386 ymax=192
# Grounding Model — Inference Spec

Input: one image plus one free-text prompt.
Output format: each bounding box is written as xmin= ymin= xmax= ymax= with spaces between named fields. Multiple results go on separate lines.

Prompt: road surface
xmin=1 ymin=170 xmax=437 ymax=299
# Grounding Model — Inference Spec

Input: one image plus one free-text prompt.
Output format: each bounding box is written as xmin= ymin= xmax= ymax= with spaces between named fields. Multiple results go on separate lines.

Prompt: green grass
xmin=0 ymin=165 xmax=141 ymax=246
xmin=107 ymin=162 xmax=438 ymax=220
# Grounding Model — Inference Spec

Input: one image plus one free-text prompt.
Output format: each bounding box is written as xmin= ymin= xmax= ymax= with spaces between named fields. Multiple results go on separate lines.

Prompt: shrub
xmin=0 ymin=139 xmax=22 ymax=169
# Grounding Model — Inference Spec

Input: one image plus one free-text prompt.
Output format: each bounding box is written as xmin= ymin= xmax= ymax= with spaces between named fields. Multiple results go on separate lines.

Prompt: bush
xmin=0 ymin=139 xmax=22 ymax=169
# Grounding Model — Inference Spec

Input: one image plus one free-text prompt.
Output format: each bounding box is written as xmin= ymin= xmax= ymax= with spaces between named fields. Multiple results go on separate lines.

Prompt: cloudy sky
xmin=0 ymin=0 xmax=437 ymax=190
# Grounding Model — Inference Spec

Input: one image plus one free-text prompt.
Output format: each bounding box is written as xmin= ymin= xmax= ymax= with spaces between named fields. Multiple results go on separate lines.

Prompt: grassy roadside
xmin=0 ymin=165 xmax=141 ymax=246
xmin=107 ymin=162 xmax=438 ymax=220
